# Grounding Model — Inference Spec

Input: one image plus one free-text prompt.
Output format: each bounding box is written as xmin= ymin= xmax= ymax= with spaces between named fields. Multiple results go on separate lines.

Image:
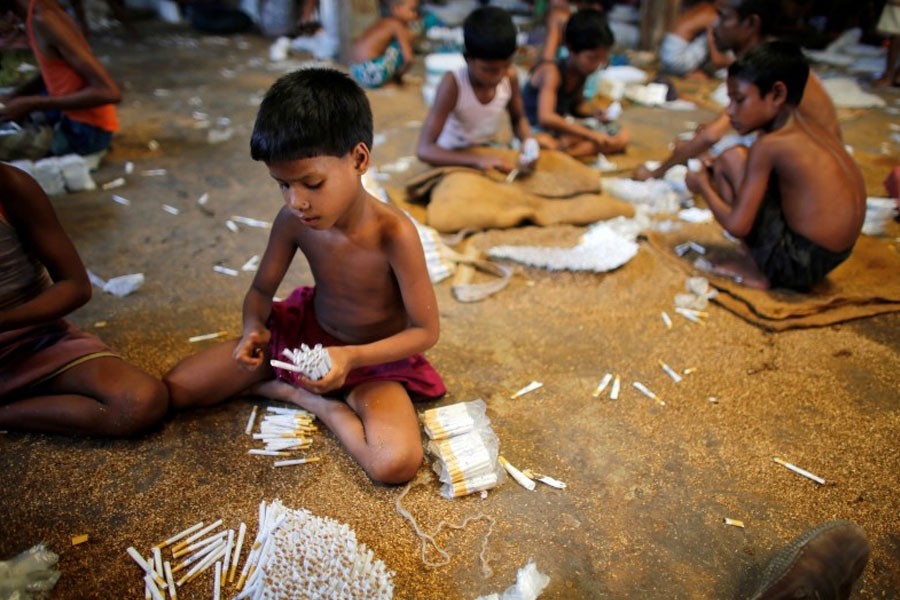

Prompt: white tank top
xmin=435 ymin=66 xmax=512 ymax=150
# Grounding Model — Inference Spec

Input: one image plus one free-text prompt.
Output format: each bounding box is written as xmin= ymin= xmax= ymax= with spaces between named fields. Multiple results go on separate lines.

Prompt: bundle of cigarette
xmin=269 ymin=344 xmax=332 ymax=382
xmin=247 ymin=405 xmax=319 ymax=460
xmin=234 ymin=499 xmax=393 ymax=600
xmin=422 ymin=400 xmax=504 ymax=499
xmin=673 ymin=276 xmax=717 ymax=316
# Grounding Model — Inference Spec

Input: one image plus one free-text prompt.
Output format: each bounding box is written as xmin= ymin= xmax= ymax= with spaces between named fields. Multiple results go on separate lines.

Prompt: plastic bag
xmin=0 ymin=544 xmax=60 ymax=599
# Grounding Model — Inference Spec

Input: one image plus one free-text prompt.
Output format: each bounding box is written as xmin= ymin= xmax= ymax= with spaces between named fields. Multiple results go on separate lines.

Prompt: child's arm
xmin=533 ymin=64 xmax=618 ymax=151
xmin=396 ymin=21 xmax=417 ymax=74
xmin=303 ymin=214 xmax=439 ymax=394
xmin=233 ymin=207 xmax=297 ymax=369
xmin=416 ymin=72 xmax=514 ymax=172
xmin=686 ymin=142 xmax=772 ymax=237
xmin=0 ymin=3 xmax=119 ymax=121
xmin=634 ymin=112 xmax=731 ymax=180
xmin=0 ymin=165 xmax=91 ymax=332
xmin=507 ymin=68 xmax=533 ymax=143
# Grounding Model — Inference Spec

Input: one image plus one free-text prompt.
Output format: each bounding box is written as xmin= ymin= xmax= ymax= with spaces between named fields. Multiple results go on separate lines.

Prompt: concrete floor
xmin=1 ymin=17 xmax=899 ymax=600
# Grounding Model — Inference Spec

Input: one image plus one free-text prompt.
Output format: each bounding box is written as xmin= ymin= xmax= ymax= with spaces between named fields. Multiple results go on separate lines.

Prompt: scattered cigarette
xmin=102 ymin=177 xmax=126 ymax=190
xmin=675 ymin=307 xmax=706 ymax=324
xmin=498 ymin=456 xmax=536 ymax=491
xmin=94 ymin=321 xmax=107 ymax=328
xmin=632 ymin=381 xmax=665 ymax=405
xmin=142 ymin=169 xmax=167 ymax=176
xmin=230 ymin=215 xmax=271 ymax=228
xmin=723 ymin=518 xmax=745 ymax=528
xmin=248 ymin=449 xmax=290 ymax=456
xmin=148 ymin=140 xmax=160 ymax=151
xmin=162 ymin=204 xmax=180 ymax=215
xmin=592 ymin=373 xmax=613 ymax=397
xmin=112 ymin=194 xmax=131 ymax=205
xmin=213 ymin=561 xmax=222 ymax=600
xmin=708 ymin=396 xmax=719 ymax=404
xmin=213 ymin=265 xmax=238 ymax=277
xmin=171 ymin=519 xmax=223 ymax=553
xmin=157 ymin=520 xmax=205 ymax=549
xmin=163 ymin=561 xmax=176 ymax=600
xmin=229 ymin=522 xmax=246 ymax=583
xmin=610 ymin=375 xmax=621 ymax=400
xmin=245 ymin=405 xmax=259 ymax=435
xmin=689 ymin=241 xmax=706 ymax=254
xmin=242 ymin=255 xmax=260 ymax=272
xmin=510 ymin=380 xmax=542 ymax=399
xmin=773 ymin=457 xmax=825 ymax=485
xmin=273 ymin=457 xmax=321 ymax=467
xmin=188 ymin=331 xmax=227 ymax=343
xmin=125 ymin=161 xmax=134 ymax=174
xmin=683 ymin=367 xmax=698 ymax=375
xmin=659 ymin=360 xmax=683 ymax=383
xmin=522 ymin=469 xmax=567 ymax=489
xmin=661 ymin=311 xmax=673 ymax=330
xmin=225 ymin=220 xmax=239 ymax=233
xmin=71 ymin=534 xmax=89 ymax=546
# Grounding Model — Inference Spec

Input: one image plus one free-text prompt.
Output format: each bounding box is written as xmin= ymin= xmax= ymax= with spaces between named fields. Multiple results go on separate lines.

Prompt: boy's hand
xmin=685 ymin=159 xmax=712 ymax=194
xmin=233 ymin=329 xmax=271 ymax=369
xmin=0 ymin=97 xmax=34 ymax=122
xmin=294 ymin=345 xmax=350 ymax=394
xmin=476 ymin=155 xmax=515 ymax=173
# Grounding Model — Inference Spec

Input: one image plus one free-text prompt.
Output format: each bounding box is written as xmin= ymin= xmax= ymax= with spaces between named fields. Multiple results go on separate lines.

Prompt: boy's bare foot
xmin=248 ymin=379 xmax=339 ymax=418
xmin=694 ymin=253 xmax=770 ymax=289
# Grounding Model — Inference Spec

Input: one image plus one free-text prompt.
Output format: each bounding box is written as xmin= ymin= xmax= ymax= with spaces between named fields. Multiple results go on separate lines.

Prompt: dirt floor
xmin=1 ymin=16 xmax=899 ymax=600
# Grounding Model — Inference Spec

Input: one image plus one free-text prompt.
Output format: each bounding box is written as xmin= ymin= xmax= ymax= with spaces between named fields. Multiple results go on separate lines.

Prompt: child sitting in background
xmin=417 ymin=6 xmax=548 ymax=173
xmin=521 ymin=8 xmax=629 ymax=159
xmin=538 ymin=0 xmax=610 ymax=63
xmin=0 ymin=162 xmax=168 ymax=436
xmin=685 ymin=41 xmax=865 ymax=290
xmin=349 ymin=0 xmax=419 ymax=89
xmin=658 ymin=0 xmax=732 ymax=79
xmin=164 ymin=68 xmax=445 ymax=485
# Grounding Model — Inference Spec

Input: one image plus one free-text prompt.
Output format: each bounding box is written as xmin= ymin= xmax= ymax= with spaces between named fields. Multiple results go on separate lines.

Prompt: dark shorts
xmin=745 ymin=185 xmax=853 ymax=291
xmin=267 ymin=287 xmax=446 ymax=401
xmin=50 ymin=116 xmax=113 ymax=156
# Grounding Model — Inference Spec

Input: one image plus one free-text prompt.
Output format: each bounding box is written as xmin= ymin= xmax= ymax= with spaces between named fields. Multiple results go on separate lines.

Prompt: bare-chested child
xmin=349 ymin=0 xmax=419 ymax=89
xmin=163 ymin=68 xmax=445 ymax=485
xmin=658 ymin=0 xmax=732 ymax=79
xmin=634 ymin=0 xmax=840 ymax=181
xmin=685 ymin=41 xmax=865 ymax=291
xmin=0 ymin=163 xmax=168 ymax=435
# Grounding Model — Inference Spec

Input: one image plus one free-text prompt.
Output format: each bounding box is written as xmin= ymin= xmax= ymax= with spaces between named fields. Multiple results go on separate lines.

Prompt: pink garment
xmin=267 ymin=287 xmax=446 ymax=401
xmin=435 ymin=66 xmax=512 ymax=150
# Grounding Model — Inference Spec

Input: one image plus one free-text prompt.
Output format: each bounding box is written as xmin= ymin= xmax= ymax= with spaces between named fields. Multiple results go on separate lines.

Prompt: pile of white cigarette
xmin=269 ymin=344 xmax=332 ymax=381
xmin=245 ymin=405 xmax=320 ymax=466
xmin=236 ymin=499 xmax=394 ymax=600
xmin=128 ymin=517 xmax=249 ymax=600
xmin=420 ymin=400 xmax=505 ymax=499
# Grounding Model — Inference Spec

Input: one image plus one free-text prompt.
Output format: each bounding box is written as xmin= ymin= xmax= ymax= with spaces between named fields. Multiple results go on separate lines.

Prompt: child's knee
xmin=366 ymin=444 xmax=423 ymax=485
xmin=108 ymin=377 xmax=169 ymax=435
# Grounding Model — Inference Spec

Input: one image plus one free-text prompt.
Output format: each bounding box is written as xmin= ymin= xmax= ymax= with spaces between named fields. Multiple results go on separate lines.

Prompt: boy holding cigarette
xmin=164 ymin=68 xmax=445 ymax=485
xmin=685 ymin=41 xmax=864 ymax=290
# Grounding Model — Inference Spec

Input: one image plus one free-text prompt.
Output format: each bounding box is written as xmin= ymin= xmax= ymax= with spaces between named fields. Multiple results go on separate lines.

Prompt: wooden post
xmin=639 ymin=0 xmax=682 ymax=51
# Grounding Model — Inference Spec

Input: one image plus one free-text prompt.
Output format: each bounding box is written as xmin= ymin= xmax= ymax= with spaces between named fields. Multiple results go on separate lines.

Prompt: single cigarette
xmin=723 ymin=518 xmax=745 ymax=528
xmin=248 ymin=449 xmax=290 ymax=456
xmin=71 ymin=534 xmax=89 ymax=546
xmin=498 ymin=456 xmax=536 ymax=491
xmin=157 ymin=520 xmax=204 ymax=549
xmin=188 ymin=331 xmax=226 ymax=343
xmin=112 ymin=194 xmax=131 ymax=205
xmin=269 ymin=359 xmax=306 ymax=373
xmin=230 ymin=215 xmax=271 ymax=228
xmin=659 ymin=360 xmax=683 ymax=383
xmin=172 ymin=530 xmax=227 ymax=558
xmin=161 ymin=204 xmax=180 ymax=215
xmin=214 ymin=561 xmax=222 ymax=600
xmin=229 ymin=522 xmax=247 ymax=583
xmin=127 ymin=547 xmax=165 ymax=587
xmin=273 ymin=457 xmax=320 ymax=467
xmin=177 ymin=543 xmax=226 ymax=586
xmin=197 ymin=192 xmax=209 ymax=205
xmin=505 ymin=168 xmax=519 ymax=183
xmin=592 ymin=373 xmax=613 ymax=397
xmin=245 ymin=405 xmax=259 ymax=435
xmin=610 ymin=375 xmax=621 ymax=400
xmin=633 ymin=381 xmax=665 ymax=405
xmin=125 ymin=161 xmax=134 ymax=174
xmin=145 ymin=573 xmax=165 ymax=600
xmin=510 ymin=380 xmax=543 ymax=399
xmin=172 ymin=540 xmax=224 ymax=573
xmin=222 ymin=530 xmax=234 ymax=587
xmin=142 ymin=169 xmax=167 ymax=176
xmin=163 ymin=561 xmax=177 ymax=600
xmin=241 ymin=255 xmax=260 ymax=272
xmin=683 ymin=367 xmax=698 ymax=375
xmin=213 ymin=265 xmax=238 ymax=277
xmin=152 ymin=546 xmax=164 ymax=579
xmin=675 ymin=307 xmax=705 ymax=324
xmin=171 ymin=519 xmax=223 ymax=553
xmin=226 ymin=220 xmax=239 ymax=233
xmin=661 ymin=311 xmax=673 ymax=330
xmin=773 ymin=457 xmax=825 ymax=485
xmin=688 ymin=241 xmax=706 ymax=254
xmin=102 ymin=177 xmax=125 ymax=190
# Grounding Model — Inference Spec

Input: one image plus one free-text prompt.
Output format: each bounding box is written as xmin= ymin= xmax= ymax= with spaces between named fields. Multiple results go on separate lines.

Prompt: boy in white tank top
xmin=416 ymin=6 xmax=550 ymax=173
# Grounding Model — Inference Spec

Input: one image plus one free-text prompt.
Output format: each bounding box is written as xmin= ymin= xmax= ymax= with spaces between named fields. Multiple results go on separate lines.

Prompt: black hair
xmin=463 ymin=6 xmax=518 ymax=60
xmin=250 ymin=68 xmax=373 ymax=162
xmin=728 ymin=40 xmax=809 ymax=105
xmin=734 ymin=0 xmax=779 ymax=37
xmin=564 ymin=8 xmax=614 ymax=53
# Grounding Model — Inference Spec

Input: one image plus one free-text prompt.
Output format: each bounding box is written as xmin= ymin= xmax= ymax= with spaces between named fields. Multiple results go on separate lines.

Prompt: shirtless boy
xmin=349 ymin=0 xmax=419 ymax=89
xmin=164 ymin=68 xmax=445 ymax=484
xmin=685 ymin=41 xmax=865 ymax=290
xmin=634 ymin=0 xmax=840 ymax=181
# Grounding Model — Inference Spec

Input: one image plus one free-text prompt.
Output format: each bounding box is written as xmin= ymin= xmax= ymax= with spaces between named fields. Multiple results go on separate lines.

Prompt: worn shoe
xmin=751 ymin=521 xmax=870 ymax=600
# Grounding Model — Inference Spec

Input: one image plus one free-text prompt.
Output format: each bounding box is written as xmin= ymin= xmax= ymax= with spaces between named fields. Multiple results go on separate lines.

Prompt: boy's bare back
xmin=752 ymin=115 xmax=864 ymax=251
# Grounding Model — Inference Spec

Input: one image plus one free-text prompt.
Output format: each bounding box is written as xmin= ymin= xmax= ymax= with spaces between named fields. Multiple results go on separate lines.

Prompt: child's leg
xmin=875 ymin=35 xmax=900 ymax=87
xmin=0 ymin=356 xmax=168 ymax=436
xmin=255 ymin=379 xmax=422 ymax=484
xmin=163 ymin=339 xmax=274 ymax=410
